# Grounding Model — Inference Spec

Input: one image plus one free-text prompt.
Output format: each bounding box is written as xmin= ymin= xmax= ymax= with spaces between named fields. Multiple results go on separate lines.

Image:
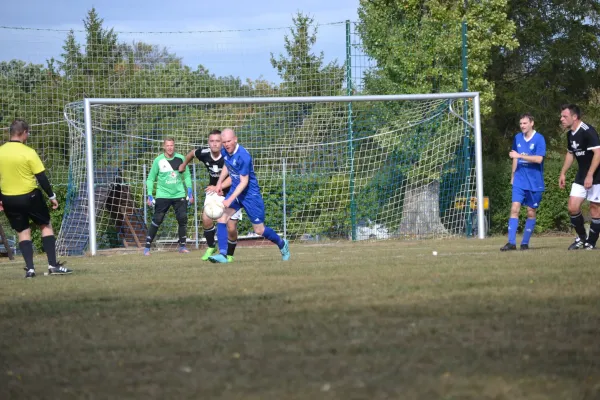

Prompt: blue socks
xmin=263 ymin=226 xmax=284 ymax=249
xmin=217 ymin=223 xmax=283 ymax=255
xmin=508 ymin=217 xmax=518 ymax=245
xmin=521 ymin=218 xmax=536 ymax=245
xmin=217 ymin=223 xmax=228 ymax=255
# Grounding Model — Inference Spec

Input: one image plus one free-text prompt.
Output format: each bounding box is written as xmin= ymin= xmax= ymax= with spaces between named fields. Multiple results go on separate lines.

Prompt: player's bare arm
xmin=559 ymin=152 xmax=574 ymax=189
xmin=223 ymin=174 xmax=249 ymax=208
xmin=510 ymin=157 xmax=517 ymax=185
xmin=215 ymin=164 xmax=229 ymax=194
xmin=206 ymin=176 xmax=232 ymax=195
xmin=178 ymin=150 xmax=196 ymax=172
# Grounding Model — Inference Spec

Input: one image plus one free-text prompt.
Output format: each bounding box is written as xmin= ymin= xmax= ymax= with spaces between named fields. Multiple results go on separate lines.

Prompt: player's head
xmin=519 ymin=113 xmax=534 ymax=134
xmin=9 ymin=119 xmax=30 ymax=143
xmin=208 ymin=129 xmax=222 ymax=154
xmin=221 ymin=128 xmax=237 ymax=154
xmin=560 ymin=104 xmax=581 ymax=130
xmin=163 ymin=137 xmax=175 ymax=157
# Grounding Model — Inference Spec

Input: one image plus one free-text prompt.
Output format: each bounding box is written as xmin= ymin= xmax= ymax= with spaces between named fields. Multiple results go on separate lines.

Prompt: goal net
xmin=58 ymin=94 xmax=482 ymax=255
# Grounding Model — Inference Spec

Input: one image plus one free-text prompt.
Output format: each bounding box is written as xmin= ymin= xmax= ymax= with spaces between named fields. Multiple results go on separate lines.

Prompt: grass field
xmin=1 ymin=236 xmax=599 ymax=399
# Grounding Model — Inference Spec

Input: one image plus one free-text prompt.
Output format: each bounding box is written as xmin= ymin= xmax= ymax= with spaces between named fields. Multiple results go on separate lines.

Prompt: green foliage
xmin=3 ymin=7 xmax=542 ymax=247
xmin=355 ymin=0 xmax=518 ymax=206
xmin=584 ymin=89 xmax=600 ymax=129
xmin=487 ymin=0 xmax=600 ymax=157
xmin=270 ymin=12 xmax=345 ymax=97
xmin=356 ymin=0 xmax=518 ymax=115
xmin=0 ymin=60 xmax=48 ymax=125
xmin=484 ymin=158 xmax=576 ymax=235
xmin=0 ymin=60 xmax=46 ymax=94
xmin=287 ymin=173 xmax=351 ymax=238
xmin=117 ymin=41 xmax=182 ymax=70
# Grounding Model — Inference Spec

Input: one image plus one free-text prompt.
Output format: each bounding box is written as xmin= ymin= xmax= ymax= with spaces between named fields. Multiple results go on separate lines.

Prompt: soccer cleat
xmin=520 ymin=244 xmax=529 ymax=250
xmin=47 ymin=261 xmax=73 ymax=275
xmin=568 ymin=238 xmax=585 ymax=250
xmin=25 ymin=269 xmax=36 ymax=278
xmin=226 ymin=255 xmax=234 ymax=263
xmin=584 ymin=243 xmax=595 ymax=250
xmin=143 ymin=248 xmax=151 ymax=256
xmin=201 ymin=247 xmax=217 ymax=261
xmin=208 ymin=254 xmax=229 ymax=263
xmin=280 ymin=239 xmax=290 ymax=261
xmin=500 ymin=242 xmax=516 ymax=251
xmin=178 ymin=246 xmax=190 ymax=254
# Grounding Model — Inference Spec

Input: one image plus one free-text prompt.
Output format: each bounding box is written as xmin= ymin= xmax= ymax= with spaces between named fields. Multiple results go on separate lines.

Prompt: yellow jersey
xmin=0 ymin=141 xmax=46 ymax=196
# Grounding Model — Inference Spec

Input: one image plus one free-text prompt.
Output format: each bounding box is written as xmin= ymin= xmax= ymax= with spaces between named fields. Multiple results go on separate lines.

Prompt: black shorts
xmin=154 ymin=198 xmax=187 ymax=221
xmin=2 ymin=189 xmax=51 ymax=232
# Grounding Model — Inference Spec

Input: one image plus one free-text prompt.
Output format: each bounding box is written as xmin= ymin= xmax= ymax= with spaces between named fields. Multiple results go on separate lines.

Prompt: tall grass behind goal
xmin=59 ymin=93 xmax=483 ymax=256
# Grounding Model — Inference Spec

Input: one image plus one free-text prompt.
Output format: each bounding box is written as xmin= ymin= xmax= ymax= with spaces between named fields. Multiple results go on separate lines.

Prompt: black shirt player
xmin=180 ymin=130 xmax=242 ymax=262
xmin=559 ymin=104 xmax=600 ymax=249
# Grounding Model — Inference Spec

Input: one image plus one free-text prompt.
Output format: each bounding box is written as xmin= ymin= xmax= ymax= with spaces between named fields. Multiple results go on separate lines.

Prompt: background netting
xmin=0 ymin=16 xmax=469 ymax=254
xmin=57 ymin=97 xmax=476 ymax=255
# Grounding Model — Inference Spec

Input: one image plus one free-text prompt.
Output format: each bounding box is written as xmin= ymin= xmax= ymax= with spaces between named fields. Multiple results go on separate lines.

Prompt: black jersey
xmin=566 ymin=122 xmax=600 ymax=185
xmin=194 ymin=147 xmax=230 ymax=195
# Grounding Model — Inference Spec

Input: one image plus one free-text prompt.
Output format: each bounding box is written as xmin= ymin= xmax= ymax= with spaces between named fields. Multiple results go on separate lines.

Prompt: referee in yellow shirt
xmin=0 ymin=119 xmax=73 ymax=278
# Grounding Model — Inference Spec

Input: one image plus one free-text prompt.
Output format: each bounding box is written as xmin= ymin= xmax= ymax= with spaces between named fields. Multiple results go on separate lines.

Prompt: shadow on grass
xmin=1 ymin=289 xmax=599 ymax=400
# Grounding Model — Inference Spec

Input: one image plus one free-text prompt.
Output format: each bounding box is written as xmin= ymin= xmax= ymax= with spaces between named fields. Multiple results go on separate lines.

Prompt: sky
xmin=0 ymin=0 xmax=361 ymax=83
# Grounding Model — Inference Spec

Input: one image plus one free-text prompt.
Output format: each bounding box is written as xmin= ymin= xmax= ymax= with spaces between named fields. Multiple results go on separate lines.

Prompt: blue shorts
xmin=512 ymin=187 xmax=543 ymax=209
xmin=226 ymin=193 xmax=265 ymax=224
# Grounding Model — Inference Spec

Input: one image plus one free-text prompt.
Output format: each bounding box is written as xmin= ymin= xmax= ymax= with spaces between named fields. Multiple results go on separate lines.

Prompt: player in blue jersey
xmin=208 ymin=128 xmax=290 ymax=263
xmin=501 ymin=113 xmax=546 ymax=251
xmin=179 ymin=129 xmax=241 ymax=262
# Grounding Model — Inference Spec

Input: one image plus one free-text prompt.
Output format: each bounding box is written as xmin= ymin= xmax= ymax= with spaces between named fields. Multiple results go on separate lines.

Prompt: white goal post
xmin=75 ymin=93 xmax=483 ymax=256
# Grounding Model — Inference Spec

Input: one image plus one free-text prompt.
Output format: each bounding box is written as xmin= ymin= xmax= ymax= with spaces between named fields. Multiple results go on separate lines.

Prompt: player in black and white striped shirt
xmin=558 ymin=104 xmax=600 ymax=250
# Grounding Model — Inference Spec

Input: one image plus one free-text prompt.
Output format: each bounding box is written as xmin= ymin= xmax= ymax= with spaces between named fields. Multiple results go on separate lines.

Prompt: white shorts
xmin=203 ymin=192 xmax=242 ymax=220
xmin=570 ymin=183 xmax=600 ymax=202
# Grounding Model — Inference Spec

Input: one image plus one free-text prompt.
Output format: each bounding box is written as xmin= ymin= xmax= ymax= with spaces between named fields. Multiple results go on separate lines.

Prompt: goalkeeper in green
xmin=144 ymin=137 xmax=193 ymax=255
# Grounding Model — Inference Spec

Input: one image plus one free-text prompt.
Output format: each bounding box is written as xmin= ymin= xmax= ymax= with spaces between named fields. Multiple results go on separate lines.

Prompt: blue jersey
xmin=512 ymin=131 xmax=546 ymax=191
xmin=222 ymin=144 xmax=261 ymax=196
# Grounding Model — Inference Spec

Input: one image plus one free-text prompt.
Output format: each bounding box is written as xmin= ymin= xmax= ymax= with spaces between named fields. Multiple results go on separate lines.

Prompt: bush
xmin=484 ymin=157 xmax=576 ymax=235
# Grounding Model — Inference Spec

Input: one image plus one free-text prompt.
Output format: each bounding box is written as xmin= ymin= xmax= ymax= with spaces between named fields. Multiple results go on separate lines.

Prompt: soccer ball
xmin=204 ymin=199 xmax=224 ymax=220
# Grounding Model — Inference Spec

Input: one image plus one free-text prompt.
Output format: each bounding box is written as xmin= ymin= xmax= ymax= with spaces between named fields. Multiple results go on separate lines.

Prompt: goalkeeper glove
xmin=147 ymin=195 xmax=155 ymax=207
xmin=187 ymin=188 xmax=194 ymax=206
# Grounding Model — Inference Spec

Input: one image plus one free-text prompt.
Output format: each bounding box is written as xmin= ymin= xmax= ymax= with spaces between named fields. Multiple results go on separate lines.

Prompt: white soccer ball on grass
xmin=204 ymin=198 xmax=225 ymax=220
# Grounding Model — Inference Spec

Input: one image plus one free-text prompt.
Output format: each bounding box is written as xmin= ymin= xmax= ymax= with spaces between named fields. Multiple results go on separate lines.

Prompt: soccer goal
xmin=58 ymin=93 xmax=483 ymax=256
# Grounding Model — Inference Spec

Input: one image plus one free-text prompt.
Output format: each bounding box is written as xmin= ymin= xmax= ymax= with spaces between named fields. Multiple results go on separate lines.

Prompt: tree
xmin=82 ymin=8 xmax=121 ymax=76
xmin=117 ymin=41 xmax=182 ymax=70
xmin=487 ymin=0 xmax=600 ymax=153
xmin=356 ymin=0 xmax=517 ymax=234
xmin=270 ymin=12 xmax=345 ymax=97
xmin=356 ymin=0 xmax=518 ymax=115
xmin=58 ymin=8 xmax=121 ymax=79
xmin=58 ymin=30 xmax=83 ymax=78
xmin=0 ymin=60 xmax=46 ymax=93
xmin=0 ymin=60 xmax=47 ymax=125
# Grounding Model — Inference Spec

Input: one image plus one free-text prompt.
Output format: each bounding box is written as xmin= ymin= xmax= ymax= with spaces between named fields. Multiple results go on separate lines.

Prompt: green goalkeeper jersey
xmin=146 ymin=153 xmax=192 ymax=199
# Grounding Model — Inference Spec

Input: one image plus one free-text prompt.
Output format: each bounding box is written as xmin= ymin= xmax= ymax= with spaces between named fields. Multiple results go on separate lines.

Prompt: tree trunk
xmin=398 ymin=181 xmax=448 ymax=237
